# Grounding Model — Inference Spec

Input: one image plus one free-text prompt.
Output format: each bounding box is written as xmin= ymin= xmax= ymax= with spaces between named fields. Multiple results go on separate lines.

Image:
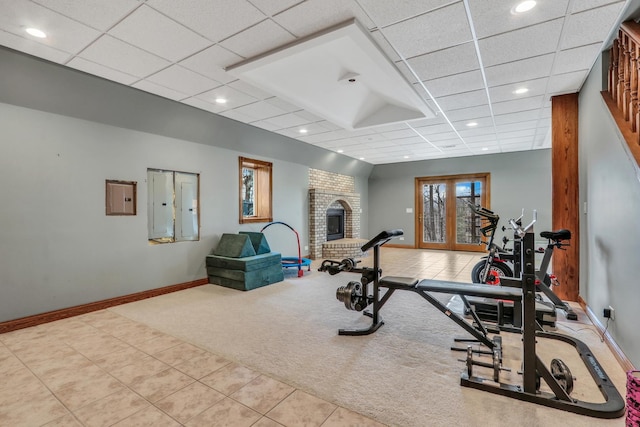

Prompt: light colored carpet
xmin=111 ymin=254 xmax=627 ymax=427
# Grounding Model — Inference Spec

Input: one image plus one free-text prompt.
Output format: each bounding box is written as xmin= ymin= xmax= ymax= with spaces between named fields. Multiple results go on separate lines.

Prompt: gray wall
xmin=579 ymin=53 xmax=640 ymax=368
xmin=368 ymin=150 xmax=552 ymax=246
xmin=0 ymin=47 xmax=372 ymax=322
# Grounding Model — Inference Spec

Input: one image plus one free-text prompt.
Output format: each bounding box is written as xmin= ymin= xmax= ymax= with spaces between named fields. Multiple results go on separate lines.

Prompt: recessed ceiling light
xmin=26 ymin=27 xmax=47 ymax=38
xmin=481 ymin=147 xmax=489 ymax=151
xmin=359 ymin=157 xmax=365 ymax=160
xmin=466 ymin=122 xmax=478 ymax=127
xmin=299 ymin=129 xmax=308 ymax=134
xmin=514 ymin=88 xmax=529 ymax=94
xmin=513 ymin=1 xmax=536 ymax=14
xmin=215 ymin=97 xmax=227 ymax=104
xmin=403 ymin=155 xmax=410 ymax=159
xmin=337 ymin=149 xmax=344 ymax=153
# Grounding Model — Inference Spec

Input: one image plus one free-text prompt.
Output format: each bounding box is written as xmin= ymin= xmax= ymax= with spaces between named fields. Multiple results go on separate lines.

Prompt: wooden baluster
xmin=623 ymin=33 xmax=632 ymax=122
xmin=630 ymin=39 xmax=637 ymax=128
xmin=610 ymin=39 xmax=619 ymax=100
xmin=618 ymin=32 xmax=626 ymax=111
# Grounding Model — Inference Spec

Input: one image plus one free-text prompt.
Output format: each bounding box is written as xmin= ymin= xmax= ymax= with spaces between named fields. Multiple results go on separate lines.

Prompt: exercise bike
xmin=468 ymin=204 xmax=578 ymax=321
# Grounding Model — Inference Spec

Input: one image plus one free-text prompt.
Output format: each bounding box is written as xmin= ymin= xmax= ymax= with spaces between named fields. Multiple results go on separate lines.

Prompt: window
xmin=147 ymin=169 xmax=199 ymax=243
xmin=239 ymin=157 xmax=272 ymax=224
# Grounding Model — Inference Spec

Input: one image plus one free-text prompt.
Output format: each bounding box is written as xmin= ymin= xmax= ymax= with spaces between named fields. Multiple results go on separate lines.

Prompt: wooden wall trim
xmin=578 ymin=295 xmax=635 ymax=372
xmin=551 ymin=93 xmax=580 ymax=301
xmin=0 ymin=278 xmax=208 ymax=334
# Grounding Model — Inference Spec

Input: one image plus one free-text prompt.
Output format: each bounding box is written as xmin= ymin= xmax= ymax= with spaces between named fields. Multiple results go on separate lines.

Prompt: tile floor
xmin=0 ymin=305 xmax=390 ymax=426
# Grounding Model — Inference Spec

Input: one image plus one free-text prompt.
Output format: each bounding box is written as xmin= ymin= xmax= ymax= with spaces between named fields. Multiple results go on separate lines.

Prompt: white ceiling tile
xmin=497 ymin=129 xmax=537 ymax=140
xmin=570 ymin=0 xmax=625 ymax=13
xmin=468 ymin=0 xmax=570 ymax=39
xmin=146 ymin=65 xmax=221 ymax=96
xmin=548 ymin=70 xmax=587 ymax=94
xmin=181 ymin=97 xmax=227 ymax=114
xmin=250 ymin=120 xmax=282 ymax=131
xmin=407 ymin=42 xmax=479 ymax=81
xmin=273 ymin=0 xmax=375 ymax=37
xmin=249 ymin=0 xmax=304 ymax=16
xmin=455 ymin=121 xmax=496 ymax=135
xmin=219 ymin=109 xmax=260 ymax=123
xmin=31 ymin=0 xmax=139 ymax=31
xmin=427 ymin=131 xmax=460 ymax=142
xmin=420 ymin=70 xmax=486 ymax=98
xmin=67 ymin=57 xmax=138 ymax=85
xmin=445 ymin=104 xmax=491 ymax=121
xmin=295 ymin=110 xmax=324 ymax=122
xmin=552 ymin=43 xmax=602 ymax=75
xmin=0 ymin=0 xmax=101 ymax=53
xmin=220 ymin=19 xmax=295 ymax=58
xmin=232 ymin=100 xmax=289 ymax=120
xmin=370 ymin=30 xmax=401 ymax=63
xmin=227 ymin=79 xmax=274 ymax=100
xmin=492 ymin=95 xmax=544 ymax=115
xmin=414 ymin=123 xmax=455 ymax=135
xmin=494 ymin=110 xmax=544 ymax=125
xmin=78 ymin=35 xmax=171 ymax=77
xmin=263 ymin=112 xmax=311 ymax=128
xmin=382 ymin=2 xmax=472 ymax=59
xmin=560 ymin=2 xmax=626 ymax=50
xmin=358 ymin=0 xmax=454 ymax=28
xmin=435 ymin=89 xmax=489 ymax=111
xmin=0 ymin=30 xmax=71 ymax=63
xmin=484 ymin=54 xmax=555 ymax=87
xmin=132 ymin=79 xmax=187 ymax=101
xmin=196 ymin=85 xmax=258 ymax=109
xmin=479 ymin=19 xmax=564 ymax=67
xmin=108 ymin=5 xmax=211 ymax=61
xmin=180 ymin=45 xmax=242 ymax=84
xmin=147 ymin=0 xmax=266 ymax=42
xmin=377 ymin=128 xmax=415 ymax=139
xmin=463 ymin=133 xmax=498 ymax=143
xmin=495 ymin=120 xmax=540 ymax=133
xmin=488 ymin=78 xmax=548 ymax=103
xmin=264 ymin=97 xmax=301 ymax=113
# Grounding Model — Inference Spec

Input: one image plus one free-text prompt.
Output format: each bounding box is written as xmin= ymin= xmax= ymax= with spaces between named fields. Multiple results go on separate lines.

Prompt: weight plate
xmin=492 ymin=350 xmax=500 ymax=382
xmin=550 ymin=358 xmax=574 ymax=395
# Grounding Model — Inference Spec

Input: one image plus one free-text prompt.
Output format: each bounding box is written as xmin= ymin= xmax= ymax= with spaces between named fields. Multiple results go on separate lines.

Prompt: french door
xmin=415 ymin=173 xmax=490 ymax=252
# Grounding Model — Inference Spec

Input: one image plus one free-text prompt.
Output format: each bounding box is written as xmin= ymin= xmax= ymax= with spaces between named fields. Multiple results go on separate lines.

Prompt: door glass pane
xmin=422 ymin=183 xmax=447 ymax=243
xmin=456 ymin=181 xmax=483 ymax=244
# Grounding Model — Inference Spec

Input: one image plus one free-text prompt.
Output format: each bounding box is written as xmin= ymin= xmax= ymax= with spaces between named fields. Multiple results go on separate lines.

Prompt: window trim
xmin=239 ymin=156 xmax=273 ymax=224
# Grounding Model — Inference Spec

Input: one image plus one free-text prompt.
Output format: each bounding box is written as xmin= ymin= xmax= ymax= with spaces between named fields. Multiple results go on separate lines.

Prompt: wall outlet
xmin=399 ymin=237 xmax=405 ymax=241
xmin=604 ymin=306 xmax=615 ymax=320
xmin=304 ymin=245 xmax=308 ymax=251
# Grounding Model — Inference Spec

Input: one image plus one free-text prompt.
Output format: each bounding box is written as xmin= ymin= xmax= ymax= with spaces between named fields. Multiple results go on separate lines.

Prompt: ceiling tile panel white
xmin=479 ymin=19 xmax=564 ymax=67
xmin=484 ymin=54 xmax=555 ymax=87
xmin=547 ymin=70 xmax=588 ymax=94
xmin=494 ymin=110 xmax=544 ymax=125
xmin=31 ymin=0 xmax=139 ymax=31
xmin=552 ymin=43 xmax=602 ymax=74
xmin=407 ymin=42 xmax=479 ymax=81
xmin=445 ymin=105 xmax=491 ymax=122
xmin=180 ymin=45 xmax=242 ymax=84
xmin=488 ymin=78 xmax=548 ymax=103
xmin=132 ymin=79 xmax=186 ymax=100
xmin=468 ymin=0 xmax=570 ymax=39
xmin=232 ymin=100 xmax=289 ymax=121
xmin=181 ymin=97 xmax=227 ymax=114
xmin=377 ymin=128 xmax=415 ymax=139
xmin=219 ymin=109 xmax=260 ymax=123
xmin=435 ymin=90 xmax=489 ymax=111
xmin=413 ymin=123 xmax=454 ymax=135
xmin=67 ymin=57 xmax=138 ymax=85
xmin=264 ymin=112 xmax=311 ymax=128
xmin=273 ymin=0 xmax=375 ymax=37
xmin=560 ymin=3 xmax=626 ymax=49
xmin=370 ymin=30 xmax=402 ymax=63
xmin=0 ymin=0 xmax=102 ymax=53
xmin=78 ymin=35 xmax=171 ymax=77
xmin=249 ymin=0 xmax=304 ymax=16
xmin=220 ymin=19 xmax=295 ymax=58
xmin=147 ymin=0 xmax=266 ymax=42
xmin=492 ymin=95 xmax=544 ymax=116
xmin=0 ymin=30 xmax=71 ymax=63
xmin=420 ymin=70 xmax=486 ymax=98
xmin=381 ymin=2 xmax=472 ymax=59
xmin=570 ymin=0 xmax=625 ymax=13
xmin=264 ymin=96 xmax=301 ymax=113
xmin=146 ymin=65 xmax=221 ymax=96
xmin=108 ymin=5 xmax=211 ymax=61
xmin=196 ymin=85 xmax=258 ymax=109
xmin=495 ymin=120 xmax=539 ymax=133
xmin=358 ymin=0 xmax=454 ymax=28
xmin=463 ymin=133 xmax=498 ymax=143
xmin=227 ymin=79 xmax=274 ymax=100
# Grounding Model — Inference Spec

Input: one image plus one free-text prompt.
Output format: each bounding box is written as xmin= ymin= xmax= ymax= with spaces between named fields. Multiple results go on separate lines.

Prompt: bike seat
xmin=540 ymin=229 xmax=571 ymax=241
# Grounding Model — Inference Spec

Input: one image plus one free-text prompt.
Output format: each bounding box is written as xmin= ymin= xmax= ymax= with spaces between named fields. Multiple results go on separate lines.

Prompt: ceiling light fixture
xmin=481 ymin=147 xmax=489 ymax=151
xmin=513 ymin=1 xmax=536 ymax=14
xmin=466 ymin=122 xmax=478 ymax=127
xmin=26 ymin=27 xmax=47 ymax=38
xmin=299 ymin=129 xmax=308 ymax=134
xmin=337 ymin=149 xmax=344 ymax=153
xmin=514 ymin=88 xmax=529 ymax=94
xmin=403 ymin=155 xmax=410 ymax=159
xmin=359 ymin=157 xmax=365 ymax=160
xmin=215 ymin=97 xmax=227 ymax=104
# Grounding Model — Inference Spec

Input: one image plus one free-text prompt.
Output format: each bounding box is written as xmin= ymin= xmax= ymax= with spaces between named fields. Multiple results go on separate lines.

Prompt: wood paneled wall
xmin=551 ymin=93 xmax=579 ymax=301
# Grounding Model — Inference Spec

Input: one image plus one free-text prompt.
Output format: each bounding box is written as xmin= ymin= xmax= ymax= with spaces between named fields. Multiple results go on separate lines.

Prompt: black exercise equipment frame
xmin=323 ymin=221 xmax=625 ymax=419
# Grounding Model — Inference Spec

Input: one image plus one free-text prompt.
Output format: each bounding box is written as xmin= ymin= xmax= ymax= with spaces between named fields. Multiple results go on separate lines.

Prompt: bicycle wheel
xmin=471 ymin=260 xmax=514 ymax=285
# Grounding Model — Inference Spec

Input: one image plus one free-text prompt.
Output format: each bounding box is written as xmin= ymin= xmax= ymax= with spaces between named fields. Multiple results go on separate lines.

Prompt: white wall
xmin=579 ymin=54 xmax=640 ymax=367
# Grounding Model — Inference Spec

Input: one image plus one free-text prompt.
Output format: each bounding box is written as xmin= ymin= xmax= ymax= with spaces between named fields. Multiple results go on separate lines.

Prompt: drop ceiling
xmin=0 ymin=0 xmax=632 ymax=164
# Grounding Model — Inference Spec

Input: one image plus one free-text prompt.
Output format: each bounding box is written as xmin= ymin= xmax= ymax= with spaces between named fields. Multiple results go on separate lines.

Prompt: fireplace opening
xmin=326 ymin=208 xmax=345 ymax=241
